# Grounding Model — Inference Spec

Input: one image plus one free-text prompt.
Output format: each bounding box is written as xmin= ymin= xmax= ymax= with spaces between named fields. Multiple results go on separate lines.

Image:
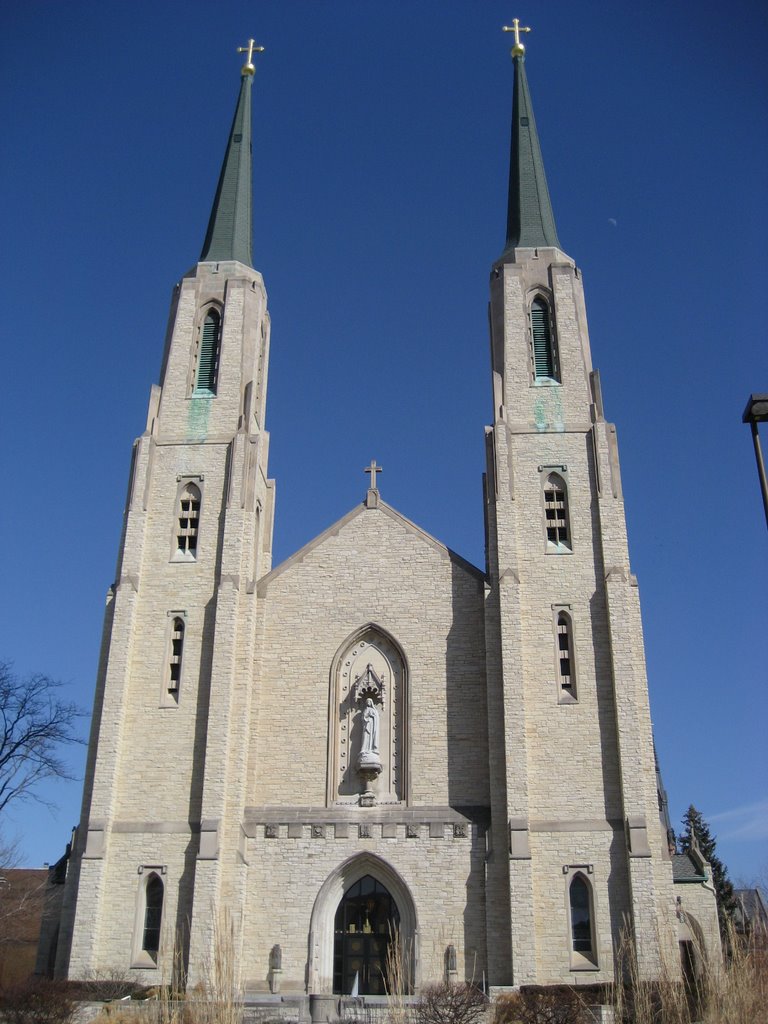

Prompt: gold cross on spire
xmin=237 ymin=38 xmax=265 ymax=76
xmin=502 ymin=18 xmax=531 ymax=58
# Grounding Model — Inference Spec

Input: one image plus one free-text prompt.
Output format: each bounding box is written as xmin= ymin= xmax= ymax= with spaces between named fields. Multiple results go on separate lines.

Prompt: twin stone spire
xmin=199 ymin=34 xmax=561 ymax=270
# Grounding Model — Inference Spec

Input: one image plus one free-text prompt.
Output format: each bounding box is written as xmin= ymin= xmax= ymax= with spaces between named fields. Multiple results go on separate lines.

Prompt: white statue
xmin=361 ymin=698 xmax=379 ymax=755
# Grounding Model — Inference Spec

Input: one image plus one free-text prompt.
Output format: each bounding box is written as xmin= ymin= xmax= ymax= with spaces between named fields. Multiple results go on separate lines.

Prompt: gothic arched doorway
xmin=308 ymin=853 xmax=418 ymax=995
xmin=333 ymin=875 xmax=400 ymax=995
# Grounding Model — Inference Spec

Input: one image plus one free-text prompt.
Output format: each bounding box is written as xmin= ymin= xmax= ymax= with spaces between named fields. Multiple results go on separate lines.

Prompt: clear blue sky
xmin=2 ymin=1 xmax=766 ymax=885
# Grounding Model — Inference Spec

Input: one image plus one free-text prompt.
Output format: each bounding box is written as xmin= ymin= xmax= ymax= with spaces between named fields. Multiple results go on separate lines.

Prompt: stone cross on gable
xmin=365 ymin=460 xmax=383 ymax=489
xmin=364 ymin=460 xmax=383 ymax=509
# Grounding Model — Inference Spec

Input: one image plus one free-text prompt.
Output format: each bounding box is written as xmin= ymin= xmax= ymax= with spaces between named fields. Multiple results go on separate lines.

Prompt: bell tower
xmin=483 ymin=25 xmax=676 ymax=984
xmin=56 ymin=41 xmax=275 ymax=979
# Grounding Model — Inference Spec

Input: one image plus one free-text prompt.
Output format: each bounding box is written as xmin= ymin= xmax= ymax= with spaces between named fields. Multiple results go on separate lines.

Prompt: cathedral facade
xmin=52 ymin=34 xmax=720 ymax=1007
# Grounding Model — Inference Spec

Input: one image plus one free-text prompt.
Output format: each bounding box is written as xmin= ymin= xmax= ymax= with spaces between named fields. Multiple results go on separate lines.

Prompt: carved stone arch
xmin=526 ymin=288 xmax=560 ymax=382
xmin=190 ymin=301 xmax=224 ymax=395
xmin=307 ymin=853 xmax=418 ymax=995
xmin=327 ymin=624 xmax=410 ymax=807
xmin=678 ymin=909 xmax=707 ymax=985
xmin=525 ymin=283 xmax=555 ymax=306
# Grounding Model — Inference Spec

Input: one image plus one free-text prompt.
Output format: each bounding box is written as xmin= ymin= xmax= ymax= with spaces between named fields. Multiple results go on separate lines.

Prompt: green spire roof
xmin=200 ymin=72 xmax=253 ymax=265
xmin=502 ymin=54 xmax=561 ymax=257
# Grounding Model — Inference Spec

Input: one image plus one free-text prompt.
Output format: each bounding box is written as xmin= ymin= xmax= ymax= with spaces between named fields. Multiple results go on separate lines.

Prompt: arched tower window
xmin=194 ymin=309 xmax=221 ymax=395
xmin=530 ymin=296 xmax=559 ymax=381
xmin=556 ymin=612 xmax=576 ymax=700
xmin=544 ymin=473 xmax=570 ymax=550
xmin=142 ymin=873 xmax=164 ymax=960
xmin=176 ymin=483 xmax=201 ymax=559
xmin=168 ymin=617 xmax=184 ymax=698
xmin=569 ymin=873 xmax=596 ymax=966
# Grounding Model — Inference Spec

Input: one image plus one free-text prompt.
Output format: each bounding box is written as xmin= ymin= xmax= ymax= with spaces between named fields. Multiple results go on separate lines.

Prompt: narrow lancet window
xmin=557 ymin=612 xmax=576 ymax=698
xmin=168 ymin=618 xmax=184 ymax=697
xmin=142 ymin=873 xmax=164 ymax=960
xmin=194 ymin=309 xmax=221 ymax=394
xmin=569 ymin=874 xmax=593 ymax=956
xmin=544 ymin=473 xmax=570 ymax=549
xmin=177 ymin=483 xmax=201 ymax=558
xmin=530 ymin=296 xmax=558 ymax=380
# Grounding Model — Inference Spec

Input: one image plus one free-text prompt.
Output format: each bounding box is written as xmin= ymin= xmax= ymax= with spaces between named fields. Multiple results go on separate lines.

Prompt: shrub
xmin=0 ymin=978 xmax=76 ymax=1024
xmin=416 ymin=981 xmax=488 ymax=1024
xmin=494 ymin=987 xmax=589 ymax=1024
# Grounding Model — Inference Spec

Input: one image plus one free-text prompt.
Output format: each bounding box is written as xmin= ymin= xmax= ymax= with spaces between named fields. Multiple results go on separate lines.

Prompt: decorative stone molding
xmin=509 ymin=818 xmax=531 ymax=859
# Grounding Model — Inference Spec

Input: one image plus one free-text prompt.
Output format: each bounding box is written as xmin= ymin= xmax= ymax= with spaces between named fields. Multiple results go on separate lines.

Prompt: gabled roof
xmin=672 ymin=852 xmax=708 ymax=883
xmin=257 ymin=498 xmax=484 ymax=595
xmin=734 ymin=888 xmax=768 ymax=929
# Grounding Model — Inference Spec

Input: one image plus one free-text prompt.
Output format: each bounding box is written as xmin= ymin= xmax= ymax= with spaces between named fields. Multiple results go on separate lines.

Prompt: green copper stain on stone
xmin=187 ymin=396 xmax=212 ymax=441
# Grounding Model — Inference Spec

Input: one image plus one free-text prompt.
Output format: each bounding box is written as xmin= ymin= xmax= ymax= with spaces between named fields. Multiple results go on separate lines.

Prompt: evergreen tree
xmin=679 ymin=804 xmax=737 ymax=937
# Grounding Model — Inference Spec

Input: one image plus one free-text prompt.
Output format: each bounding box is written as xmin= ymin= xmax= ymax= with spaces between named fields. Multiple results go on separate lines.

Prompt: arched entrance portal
xmin=333 ymin=875 xmax=400 ymax=995
xmin=308 ymin=854 xmax=418 ymax=995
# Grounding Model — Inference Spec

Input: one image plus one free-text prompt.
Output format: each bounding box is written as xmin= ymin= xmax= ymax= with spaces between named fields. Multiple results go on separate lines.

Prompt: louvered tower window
xmin=530 ymin=296 xmax=558 ymax=380
xmin=177 ymin=483 xmax=201 ymax=557
xmin=544 ymin=473 xmax=570 ymax=548
xmin=194 ymin=309 xmax=221 ymax=394
xmin=557 ymin=613 xmax=575 ymax=695
xmin=168 ymin=618 xmax=184 ymax=696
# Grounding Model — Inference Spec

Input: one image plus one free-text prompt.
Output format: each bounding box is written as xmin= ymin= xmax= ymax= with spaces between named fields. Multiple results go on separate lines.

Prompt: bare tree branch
xmin=0 ymin=663 xmax=85 ymax=818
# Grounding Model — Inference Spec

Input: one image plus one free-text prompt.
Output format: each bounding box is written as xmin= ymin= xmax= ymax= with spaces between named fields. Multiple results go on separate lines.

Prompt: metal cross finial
xmin=237 ymin=38 xmax=265 ymax=76
xmin=502 ymin=18 xmax=531 ymax=58
xmin=364 ymin=460 xmax=383 ymax=490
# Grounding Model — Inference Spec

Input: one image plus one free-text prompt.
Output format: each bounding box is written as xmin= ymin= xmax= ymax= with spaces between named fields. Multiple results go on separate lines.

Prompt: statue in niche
xmin=357 ymin=696 xmax=382 ymax=805
xmin=361 ymin=698 xmax=380 ymax=755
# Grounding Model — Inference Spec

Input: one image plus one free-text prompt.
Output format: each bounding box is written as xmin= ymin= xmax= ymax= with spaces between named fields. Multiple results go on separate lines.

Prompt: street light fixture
xmin=742 ymin=393 xmax=768 ymax=529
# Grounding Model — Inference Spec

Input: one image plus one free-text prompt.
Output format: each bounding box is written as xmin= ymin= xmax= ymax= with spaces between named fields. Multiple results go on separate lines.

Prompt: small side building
xmin=672 ymin=845 xmax=722 ymax=987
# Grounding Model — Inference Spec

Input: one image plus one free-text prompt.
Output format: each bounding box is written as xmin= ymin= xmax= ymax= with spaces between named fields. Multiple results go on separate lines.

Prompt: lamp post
xmin=742 ymin=394 xmax=768 ymax=529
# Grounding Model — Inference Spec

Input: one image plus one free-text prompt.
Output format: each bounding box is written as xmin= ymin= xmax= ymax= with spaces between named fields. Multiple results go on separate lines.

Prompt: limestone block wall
xmin=240 ymin=823 xmax=487 ymax=993
xmin=489 ymin=254 xmax=594 ymax=433
xmin=528 ymin=829 xmax=631 ymax=984
xmin=111 ymin=441 xmax=227 ymax=823
xmin=676 ymin=882 xmax=722 ymax=967
xmin=252 ymin=503 xmax=489 ymax=810
xmin=67 ymin=832 xmax=194 ymax=981
xmin=157 ymin=263 xmax=269 ymax=442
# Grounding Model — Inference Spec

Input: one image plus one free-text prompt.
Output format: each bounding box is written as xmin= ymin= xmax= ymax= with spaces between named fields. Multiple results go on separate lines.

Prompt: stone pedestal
xmin=357 ymin=750 xmax=382 ymax=805
xmin=309 ymin=994 xmax=339 ymax=1023
xmin=268 ymin=968 xmax=282 ymax=993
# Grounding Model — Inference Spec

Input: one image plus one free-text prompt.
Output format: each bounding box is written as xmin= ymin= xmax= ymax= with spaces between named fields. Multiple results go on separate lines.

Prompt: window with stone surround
xmin=167 ymin=617 xmax=184 ymax=701
xmin=142 ymin=874 xmax=163 ymax=958
xmin=567 ymin=870 xmax=598 ymax=970
xmin=193 ymin=308 xmax=221 ymax=395
xmin=176 ymin=483 xmax=201 ymax=559
xmin=530 ymin=295 xmax=559 ymax=382
xmin=544 ymin=472 xmax=571 ymax=551
xmin=556 ymin=611 xmax=577 ymax=702
xmin=132 ymin=867 xmax=166 ymax=969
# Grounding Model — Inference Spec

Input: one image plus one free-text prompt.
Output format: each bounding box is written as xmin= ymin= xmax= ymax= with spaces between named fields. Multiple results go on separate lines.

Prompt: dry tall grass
xmin=610 ymin=920 xmax=768 ymax=1024
xmin=92 ymin=910 xmax=242 ymax=1024
xmin=383 ymin=924 xmax=412 ymax=1024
